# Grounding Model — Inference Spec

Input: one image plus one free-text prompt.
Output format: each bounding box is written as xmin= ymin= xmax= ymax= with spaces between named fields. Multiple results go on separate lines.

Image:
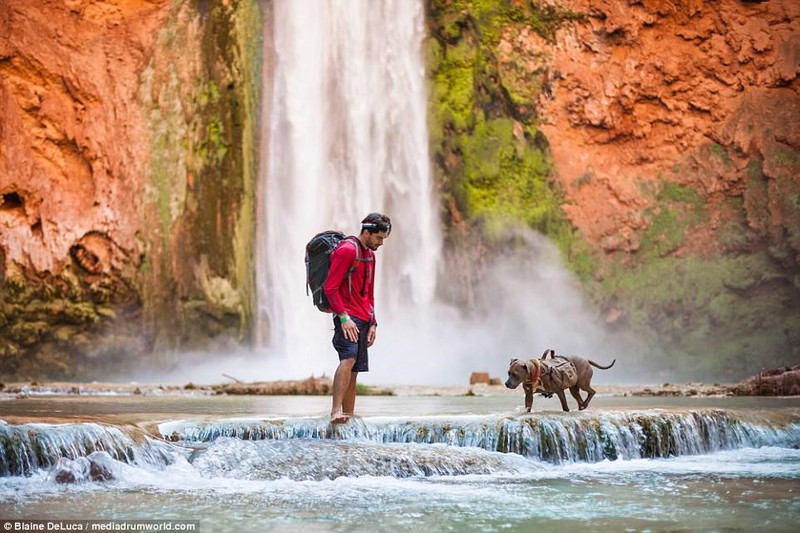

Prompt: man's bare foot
xmin=330 ymin=412 xmax=350 ymax=424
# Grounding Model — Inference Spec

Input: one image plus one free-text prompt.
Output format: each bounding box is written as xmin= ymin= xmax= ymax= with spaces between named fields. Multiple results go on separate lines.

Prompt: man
xmin=323 ymin=212 xmax=391 ymax=424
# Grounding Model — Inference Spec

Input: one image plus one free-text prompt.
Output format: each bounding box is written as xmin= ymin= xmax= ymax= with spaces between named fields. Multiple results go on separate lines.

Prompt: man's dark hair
xmin=361 ymin=212 xmax=392 ymax=235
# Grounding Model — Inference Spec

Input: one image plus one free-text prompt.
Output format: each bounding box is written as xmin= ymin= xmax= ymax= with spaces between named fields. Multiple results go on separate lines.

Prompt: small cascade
xmin=190 ymin=438 xmax=533 ymax=481
xmin=0 ymin=421 xmax=180 ymax=477
xmin=160 ymin=410 xmax=800 ymax=465
xmin=4 ymin=410 xmax=798 ymax=482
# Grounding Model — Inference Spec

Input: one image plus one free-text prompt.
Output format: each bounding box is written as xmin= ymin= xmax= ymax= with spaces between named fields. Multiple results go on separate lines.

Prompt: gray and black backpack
xmin=304 ymin=231 xmax=371 ymax=313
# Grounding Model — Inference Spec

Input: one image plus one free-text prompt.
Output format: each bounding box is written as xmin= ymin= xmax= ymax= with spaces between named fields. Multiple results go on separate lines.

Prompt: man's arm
xmin=324 ymin=243 xmax=360 ymax=342
xmin=366 ymin=252 xmax=377 ymax=347
xmin=368 ymin=252 xmax=377 ymax=326
xmin=323 ymin=242 xmax=356 ymax=316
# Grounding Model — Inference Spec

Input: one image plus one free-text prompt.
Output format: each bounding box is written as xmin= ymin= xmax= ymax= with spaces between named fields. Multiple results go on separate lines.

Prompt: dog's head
xmin=505 ymin=358 xmax=535 ymax=389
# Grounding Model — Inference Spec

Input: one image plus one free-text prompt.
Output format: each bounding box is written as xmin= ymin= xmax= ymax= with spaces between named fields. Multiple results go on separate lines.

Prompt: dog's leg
xmin=523 ymin=383 xmax=533 ymax=412
xmin=580 ymin=386 xmax=596 ymax=410
xmin=569 ymin=386 xmax=584 ymax=410
xmin=555 ymin=390 xmax=570 ymax=412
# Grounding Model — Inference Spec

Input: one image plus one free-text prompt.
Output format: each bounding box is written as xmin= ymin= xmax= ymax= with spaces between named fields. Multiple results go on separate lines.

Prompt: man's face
xmin=364 ymin=231 xmax=389 ymax=251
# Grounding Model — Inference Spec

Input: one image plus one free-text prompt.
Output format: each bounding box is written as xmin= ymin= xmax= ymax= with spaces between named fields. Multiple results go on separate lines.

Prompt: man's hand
xmin=366 ymin=324 xmax=377 ymax=347
xmin=341 ymin=317 xmax=359 ymax=342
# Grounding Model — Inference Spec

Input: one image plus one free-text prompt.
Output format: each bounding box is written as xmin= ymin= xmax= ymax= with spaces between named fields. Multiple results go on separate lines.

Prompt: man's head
xmin=360 ymin=212 xmax=391 ymax=251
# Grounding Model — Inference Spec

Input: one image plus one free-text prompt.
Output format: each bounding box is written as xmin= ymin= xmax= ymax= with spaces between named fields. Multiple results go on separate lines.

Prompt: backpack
xmin=305 ymin=231 xmax=372 ymax=313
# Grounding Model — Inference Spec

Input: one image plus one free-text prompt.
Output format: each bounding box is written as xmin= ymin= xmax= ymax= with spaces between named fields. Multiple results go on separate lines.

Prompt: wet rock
xmin=728 ymin=365 xmax=800 ymax=396
xmin=53 ymin=457 xmax=90 ymax=484
xmin=52 ymin=452 xmax=116 ymax=483
xmin=223 ymin=376 xmax=333 ymax=396
xmin=87 ymin=451 xmax=116 ymax=481
xmin=469 ymin=372 xmax=490 ymax=385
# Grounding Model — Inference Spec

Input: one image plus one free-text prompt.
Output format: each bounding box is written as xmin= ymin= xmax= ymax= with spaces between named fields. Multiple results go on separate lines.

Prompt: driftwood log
xmin=222 ymin=376 xmax=333 ymax=396
xmin=728 ymin=364 xmax=800 ymax=396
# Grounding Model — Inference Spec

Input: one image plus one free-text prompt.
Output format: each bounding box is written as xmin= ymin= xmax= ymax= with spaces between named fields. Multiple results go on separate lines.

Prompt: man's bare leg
xmin=331 ymin=358 xmax=356 ymax=423
xmin=343 ymin=371 xmax=358 ymax=416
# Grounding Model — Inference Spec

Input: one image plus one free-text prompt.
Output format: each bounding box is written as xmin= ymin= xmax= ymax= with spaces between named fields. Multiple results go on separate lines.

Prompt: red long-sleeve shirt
xmin=323 ymin=237 xmax=377 ymax=324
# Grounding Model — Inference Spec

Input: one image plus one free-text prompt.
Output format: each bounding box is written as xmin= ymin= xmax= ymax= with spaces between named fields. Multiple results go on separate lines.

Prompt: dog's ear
xmin=510 ymin=358 xmax=518 ymax=365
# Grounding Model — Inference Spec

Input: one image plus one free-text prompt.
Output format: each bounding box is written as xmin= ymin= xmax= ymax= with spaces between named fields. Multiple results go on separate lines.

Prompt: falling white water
xmin=255 ymin=0 xmax=440 ymax=379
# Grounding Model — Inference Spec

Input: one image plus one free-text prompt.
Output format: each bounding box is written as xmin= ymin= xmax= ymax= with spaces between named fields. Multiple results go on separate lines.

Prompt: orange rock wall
xmin=535 ymin=0 xmax=799 ymax=255
xmin=0 ymin=0 xmax=166 ymax=274
xmin=0 ymin=0 xmax=261 ymax=380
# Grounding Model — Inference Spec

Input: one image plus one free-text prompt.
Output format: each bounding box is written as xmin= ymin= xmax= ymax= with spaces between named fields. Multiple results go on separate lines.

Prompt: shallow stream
xmin=1 ymin=394 xmax=798 ymax=532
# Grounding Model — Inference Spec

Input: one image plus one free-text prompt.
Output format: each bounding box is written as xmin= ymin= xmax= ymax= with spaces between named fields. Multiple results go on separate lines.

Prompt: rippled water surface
xmin=2 ymin=394 xmax=799 ymax=532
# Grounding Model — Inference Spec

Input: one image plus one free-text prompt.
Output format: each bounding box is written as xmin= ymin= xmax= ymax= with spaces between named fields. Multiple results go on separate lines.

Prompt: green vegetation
xmin=139 ymin=0 xmax=262 ymax=353
xmin=357 ymin=384 xmax=395 ymax=396
xmin=459 ymin=118 xmax=558 ymax=236
xmin=428 ymin=0 xmax=591 ymax=280
xmin=708 ymin=143 xmax=731 ymax=166
xmin=0 ymin=267 xmax=141 ymax=380
xmin=599 ymin=252 xmax=798 ymax=379
xmin=592 ymin=157 xmax=800 ymax=379
xmin=639 ymin=182 xmax=705 ymax=259
xmin=771 ymin=146 xmax=799 ymax=166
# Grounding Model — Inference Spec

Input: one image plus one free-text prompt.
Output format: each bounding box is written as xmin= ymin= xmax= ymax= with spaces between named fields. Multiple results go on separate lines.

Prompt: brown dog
xmin=505 ymin=349 xmax=616 ymax=412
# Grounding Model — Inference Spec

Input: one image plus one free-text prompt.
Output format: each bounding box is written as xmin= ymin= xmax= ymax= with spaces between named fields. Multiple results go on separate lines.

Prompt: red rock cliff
xmin=0 ymin=0 xmax=261 ymax=380
xmin=535 ymin=0 xmax=799 ymax=258
xmin=0 ymin=0 xmax=164 ymax=273
xmin=536 ymin=0 xmax=800 ymax=377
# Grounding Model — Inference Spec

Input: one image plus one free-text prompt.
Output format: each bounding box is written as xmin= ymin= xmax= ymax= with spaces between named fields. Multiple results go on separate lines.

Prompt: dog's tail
xmin=588 ymin=359 xmax=616 ymax=370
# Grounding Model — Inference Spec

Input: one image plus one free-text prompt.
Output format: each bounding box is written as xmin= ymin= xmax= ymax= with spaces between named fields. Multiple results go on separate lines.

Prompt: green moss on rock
xmin=138 ymin=0 xmax=261 ymax=356
xmin=428 ymin=0 xmax=594 ymax=304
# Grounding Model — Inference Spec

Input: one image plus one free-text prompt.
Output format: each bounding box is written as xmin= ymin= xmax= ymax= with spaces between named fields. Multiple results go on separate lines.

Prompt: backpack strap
xmin=343 ymin=236 xmax=373 ymax=297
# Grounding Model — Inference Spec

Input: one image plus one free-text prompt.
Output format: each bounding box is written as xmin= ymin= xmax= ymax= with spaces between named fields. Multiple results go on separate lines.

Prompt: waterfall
xmin=255 ymin=0 xmax=439 ymax=379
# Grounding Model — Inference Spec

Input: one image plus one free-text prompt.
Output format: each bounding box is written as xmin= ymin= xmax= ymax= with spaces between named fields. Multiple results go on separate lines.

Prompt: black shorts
xmin=332 ymin=315 xmax=369 ymax=372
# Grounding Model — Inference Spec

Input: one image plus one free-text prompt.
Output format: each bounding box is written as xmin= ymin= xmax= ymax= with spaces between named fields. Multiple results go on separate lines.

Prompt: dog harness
xmin=523 ymin=359 xmax=543 ymax=391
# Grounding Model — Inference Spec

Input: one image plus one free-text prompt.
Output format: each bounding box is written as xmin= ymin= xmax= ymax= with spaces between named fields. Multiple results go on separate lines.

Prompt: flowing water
xmin=1 ymin=394 xmax=799 ymax=532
